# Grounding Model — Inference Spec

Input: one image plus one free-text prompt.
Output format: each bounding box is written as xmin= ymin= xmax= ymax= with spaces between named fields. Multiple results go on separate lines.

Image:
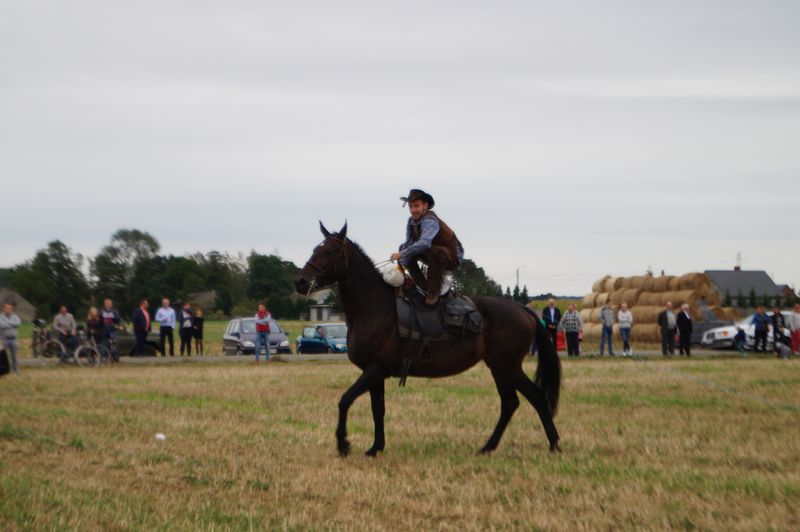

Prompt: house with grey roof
xmin=705 ymin=268 xmax=786 ymax=307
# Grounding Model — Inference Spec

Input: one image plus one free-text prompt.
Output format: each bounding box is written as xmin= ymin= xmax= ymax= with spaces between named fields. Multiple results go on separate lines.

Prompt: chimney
xmin=734 ymin=266 xmax=741 ymax=272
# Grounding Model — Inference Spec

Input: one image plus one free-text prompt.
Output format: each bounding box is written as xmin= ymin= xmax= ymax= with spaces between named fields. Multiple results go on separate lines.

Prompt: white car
xmin=701 ymin=311 xmax=791 ymax=350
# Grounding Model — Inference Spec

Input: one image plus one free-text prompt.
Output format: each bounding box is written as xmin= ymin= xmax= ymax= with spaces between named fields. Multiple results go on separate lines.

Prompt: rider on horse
xmin=390 ymin=189 xmax=464 ymax=306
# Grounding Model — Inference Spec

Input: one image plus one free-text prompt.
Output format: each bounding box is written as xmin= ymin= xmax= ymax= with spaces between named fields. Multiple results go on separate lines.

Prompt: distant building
xmin=705 ymin=268 xmax=785 ymax=307
xmin=0 ymin=288 xmax=36 ymax=322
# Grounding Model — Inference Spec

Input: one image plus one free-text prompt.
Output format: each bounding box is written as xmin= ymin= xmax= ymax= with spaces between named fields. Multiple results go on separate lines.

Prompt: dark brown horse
xmin=294 ymin=222 xmax=561 ymax=457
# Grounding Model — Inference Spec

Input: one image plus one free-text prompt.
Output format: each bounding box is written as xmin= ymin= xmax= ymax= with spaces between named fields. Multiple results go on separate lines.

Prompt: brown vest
xmin=411 ymin=211 xmax=462 ymax=267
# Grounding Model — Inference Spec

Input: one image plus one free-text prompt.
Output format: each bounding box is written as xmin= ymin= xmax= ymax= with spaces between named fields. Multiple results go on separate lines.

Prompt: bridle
xmin=302 ymin=235 xmax=392 ymax=295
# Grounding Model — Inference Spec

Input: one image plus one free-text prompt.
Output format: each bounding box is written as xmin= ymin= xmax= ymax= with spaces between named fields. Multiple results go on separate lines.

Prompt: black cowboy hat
xmin=399 ymin=189 xmax=435 ymax=208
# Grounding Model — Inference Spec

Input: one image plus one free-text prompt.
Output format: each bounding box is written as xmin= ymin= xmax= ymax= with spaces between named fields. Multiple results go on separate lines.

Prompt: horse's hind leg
xmin=479 ymin=368 xmax=520 ymax=455
xmin=513 ymin=370 xmax=561 ymax=452
xmin=337 ymin=365 xmax=384 ymax=457
xmin=365 ymin=378 xmax=386 ymax=457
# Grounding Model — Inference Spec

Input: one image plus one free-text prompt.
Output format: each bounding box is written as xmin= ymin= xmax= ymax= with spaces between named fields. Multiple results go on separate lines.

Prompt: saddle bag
xmin=441 ymin=297 xmax=482 ymax=335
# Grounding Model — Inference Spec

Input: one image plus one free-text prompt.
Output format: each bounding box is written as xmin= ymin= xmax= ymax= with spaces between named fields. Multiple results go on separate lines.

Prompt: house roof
xmin=705 ymin=270 xmax=783 ymax=297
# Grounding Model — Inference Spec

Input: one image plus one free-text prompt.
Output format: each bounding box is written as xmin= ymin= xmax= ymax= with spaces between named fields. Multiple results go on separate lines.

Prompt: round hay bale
xmin=582 ymin=323 xmax=602 ymax=340
xmin=595 ymin=293 xmax=610 ymax=306
xmin=637 ymin=292 xmax=663 ymax=306
xmin=620 ymin=288 xmax=642 ymax=306
xmin=668 ymin=277 xmax=681 ymax=291
xmin=640 ymin=277 xmax=655 ymax=292
xmin=604 ymin=277 xmax=622 ymax=293
xmin=592 ymin=276 xmax=610 ymax=293
xmin=652 ymin=276 xmax=675 ymax=292
xmin=677 ymin=272 xmax=712 ymax=292
xmin=632 ymin=324 xmax=661 ymax=343
xmin=664 ymin=290 xmax=700 ymax=307
xmin=704 ymin=292 xmax=721 ymax=307
xmin=579 ymin=309 xmax=592 ymax=323
xmin=630 ymin=276 xmax=646 ymax=289
xmin=710 ymin=306 xmax=726 ymax=320
xmin=589 ymin=308 xmax=602 ymax=322
xmin=724 ymin=307 xmax=741 ymax=321
xmin=581 ymin=293 xmax=597 ymax=308
xmin=630 ymin=306 xmax=662 ymax=323
xmin=620 ymin=277 xmax=635 ymax=289
xmin=609 ymin=290 xmax=626 ymax=306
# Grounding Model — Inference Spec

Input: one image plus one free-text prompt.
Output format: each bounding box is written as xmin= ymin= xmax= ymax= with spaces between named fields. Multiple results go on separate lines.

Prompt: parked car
xmin=296 ymin=323 xmax=348 ymax=354
xmin=105 ymin=326 xmax=162 ymax=356
xmin=701 ymin=311 xmax=791 ymax=350
xmin=691 ymin=320 xmax=733 ymax=346
xmin=222 ymin=317 xmax=291 ymax=355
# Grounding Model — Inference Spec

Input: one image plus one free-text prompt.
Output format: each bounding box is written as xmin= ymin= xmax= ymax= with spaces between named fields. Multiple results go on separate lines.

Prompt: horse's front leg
xmin=365 ymin=378 xmax=386 ymax=457
xmin=336 ymin=365 xmax=384 ymax=457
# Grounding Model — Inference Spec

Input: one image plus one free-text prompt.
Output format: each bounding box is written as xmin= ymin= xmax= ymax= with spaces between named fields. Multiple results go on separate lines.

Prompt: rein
xmin=303 ymin=237 xmax=393 ymax=295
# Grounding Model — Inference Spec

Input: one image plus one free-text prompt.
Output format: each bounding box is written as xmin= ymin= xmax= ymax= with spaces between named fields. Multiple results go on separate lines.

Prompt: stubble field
xmin=1 ymin=356 xmax=799 ymax=530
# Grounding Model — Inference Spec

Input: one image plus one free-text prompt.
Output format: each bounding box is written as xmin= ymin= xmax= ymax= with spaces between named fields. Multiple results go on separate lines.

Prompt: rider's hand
xmin=390 ymin=252 xmax=402 ymax=261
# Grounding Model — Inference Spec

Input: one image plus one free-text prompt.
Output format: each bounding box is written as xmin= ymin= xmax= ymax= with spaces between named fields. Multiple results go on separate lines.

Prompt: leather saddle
xmin=396 ymin=289 xmax=483 ymax=342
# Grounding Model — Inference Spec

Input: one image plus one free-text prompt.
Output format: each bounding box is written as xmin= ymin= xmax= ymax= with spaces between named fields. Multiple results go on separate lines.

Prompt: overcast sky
xmin=2 ymin=1 xmax=798 ymax=295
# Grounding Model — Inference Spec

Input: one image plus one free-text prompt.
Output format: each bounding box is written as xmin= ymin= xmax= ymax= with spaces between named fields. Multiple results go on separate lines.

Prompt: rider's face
xmin=408 ymin=200 xmax=428 ymax=219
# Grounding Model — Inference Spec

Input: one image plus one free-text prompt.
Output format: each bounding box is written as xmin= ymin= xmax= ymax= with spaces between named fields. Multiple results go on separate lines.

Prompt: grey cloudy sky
xmin=2 ymin=1 xmax=799 ymax=295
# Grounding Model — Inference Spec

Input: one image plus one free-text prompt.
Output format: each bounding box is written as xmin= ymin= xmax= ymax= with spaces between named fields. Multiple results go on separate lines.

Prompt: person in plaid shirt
xmin=558 ymin=303 xmax=583 ymax=357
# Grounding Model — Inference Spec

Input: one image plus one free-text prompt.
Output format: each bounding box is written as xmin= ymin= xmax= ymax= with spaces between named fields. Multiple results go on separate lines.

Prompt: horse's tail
xmin=521 ymin=305 xmax=561 ymax=417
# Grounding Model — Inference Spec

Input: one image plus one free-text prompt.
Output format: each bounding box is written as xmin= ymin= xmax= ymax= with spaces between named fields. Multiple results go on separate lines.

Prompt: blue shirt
xmin=399 ymin=214 xmax=465 ymax=266
xmin=155 ymin=307 xmax=176 ymax=328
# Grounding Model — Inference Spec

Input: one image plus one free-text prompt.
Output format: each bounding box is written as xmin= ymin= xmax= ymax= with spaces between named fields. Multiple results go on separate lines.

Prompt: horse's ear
xmin=319 ymin=221 xmax=331 ymax=237
xmin=339 ymin=221 xmax=348 ymax=239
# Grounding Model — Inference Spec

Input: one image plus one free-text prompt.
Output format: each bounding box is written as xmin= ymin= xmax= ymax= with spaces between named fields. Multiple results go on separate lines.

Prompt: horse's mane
xmin=342 ymin=236 xmax=379 ymax=274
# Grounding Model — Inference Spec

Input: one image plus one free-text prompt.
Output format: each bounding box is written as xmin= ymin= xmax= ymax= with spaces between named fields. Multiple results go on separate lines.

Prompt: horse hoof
xmin=477 ymin=447 xmax=494 ymax=456
xmin=337 ymin=439 xmax=351 ymax=458
xmin=549 ymin=442 xmax=562 ymax=454
xmin=364 ymin=446 xmax=383 ymax=458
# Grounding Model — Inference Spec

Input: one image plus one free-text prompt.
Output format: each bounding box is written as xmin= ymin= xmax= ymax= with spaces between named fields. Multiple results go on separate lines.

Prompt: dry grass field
xmin=1 ymin=356 xmax=799 ymax=530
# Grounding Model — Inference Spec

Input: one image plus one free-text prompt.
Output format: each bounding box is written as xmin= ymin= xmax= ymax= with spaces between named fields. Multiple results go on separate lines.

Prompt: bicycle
xmin=31 ymin=320 xmax=76 ymax=363
xmin=75 ymin=335 xmax=109 ymax=367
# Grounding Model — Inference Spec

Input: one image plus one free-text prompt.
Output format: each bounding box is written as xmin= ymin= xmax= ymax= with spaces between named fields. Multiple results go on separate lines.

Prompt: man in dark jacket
xmin=542 ymin=298 xmax=562 ymax=353
xmin=657 ymin=301 xmax=677 ymax=356
xmin=770 ymin=306 xmax=786 ymax=353
xmin=676 ymin=303 xmax=694 ymax=356
xmin=390 ymin=189 xmax=464 ymax=306
xmin=131 ymin=299 xmax=151 ymax=356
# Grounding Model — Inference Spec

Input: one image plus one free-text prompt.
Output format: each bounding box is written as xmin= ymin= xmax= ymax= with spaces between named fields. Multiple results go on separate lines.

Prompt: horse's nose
xmin=295 ymin=275 xmax=310 ymax=294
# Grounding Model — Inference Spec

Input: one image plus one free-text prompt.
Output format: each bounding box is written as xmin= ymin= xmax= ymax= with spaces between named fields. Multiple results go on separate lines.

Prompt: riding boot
xmin=425 ymin=257 xmax=445 ymax=306
xmin=404 ymin=261 xmax=429 ymax=293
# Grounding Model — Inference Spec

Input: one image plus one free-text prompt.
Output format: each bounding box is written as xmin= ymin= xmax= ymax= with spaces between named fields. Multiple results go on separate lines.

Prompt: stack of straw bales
xmin=581 ymin=273 xmax=740 ymax=343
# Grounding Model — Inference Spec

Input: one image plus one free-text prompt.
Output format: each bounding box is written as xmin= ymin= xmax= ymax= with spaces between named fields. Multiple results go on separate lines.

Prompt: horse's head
xmin=294 ymin=221 xmax=349 ymax=295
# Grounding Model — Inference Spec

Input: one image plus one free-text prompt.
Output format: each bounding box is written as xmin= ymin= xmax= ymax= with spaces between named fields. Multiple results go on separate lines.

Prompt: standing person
xmin=542 ymin=299 xmax=562 ymax=353
xmin=155 ymin=298 xmax=175 ymax=357
xmin=99 ymin=298 xmax=121 ymax=361
xmin=390 ymin=189 xmax=464 ymax=306
xmin=677 ymin=303 xmax=693 ymax=356
xmin=599 ymin=301 xmax=615 ymax=356
xmin=618 ymin=302 xmax=633 ymax=356
xmin=86 ymin=307 xmax=105 ymax=344
xmin=657 ymin=302 xmax=677 ymax=356
xmin=0 ymin=303 xmax=21 ymax=374
xmin=53 ymin=306 xmax=78 ymax=352
xmin=790 ymin=304 xmax=800 ymax=355
xmin=131 ymin=299 xmax=150 ymax=356
xmin=179 ymin=302 xmax=193 ymax=356
xmin=770 ymin=306 xmax=786 ymax=353
xmin=751 ymin=306 xmax=769 ymax=353
xmin=193 ymin=308 xmax=204 ymax=356
xmin=254 ymin=303 xmax=271 ymax=363
xmin=557 ymin=303 xmax=582 ymax=357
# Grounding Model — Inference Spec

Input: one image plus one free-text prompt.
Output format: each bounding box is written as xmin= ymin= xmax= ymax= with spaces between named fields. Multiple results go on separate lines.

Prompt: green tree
xmin=521 ymin=285 xmax=529 ymax=304
xmin=504 ymin=286 xmax=512 ymax=299
xmin=723 ymin=289 xmax=732 ymax=307
xmin=11 ymin=240 xmax=90 ymax=317
xmin=749 ymin=289 xmax=758 ymax=308
xmin=451 ymin=259 xmax=502 ymax=297
xmin=91 ymin=229 xmax=160 ymax=312
xmin=0 ymin=268 xmax=12 ymax=287
xmin=512 ymin=284 xmax=521 ymax=303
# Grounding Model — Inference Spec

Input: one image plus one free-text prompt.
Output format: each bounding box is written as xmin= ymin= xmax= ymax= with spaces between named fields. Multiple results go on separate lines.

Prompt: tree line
xmin=1 ymin=229 xmax=513 ymax=320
